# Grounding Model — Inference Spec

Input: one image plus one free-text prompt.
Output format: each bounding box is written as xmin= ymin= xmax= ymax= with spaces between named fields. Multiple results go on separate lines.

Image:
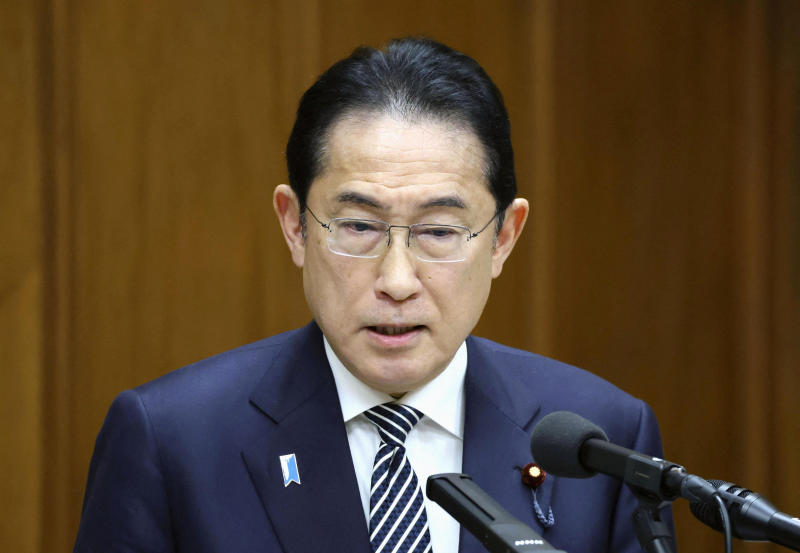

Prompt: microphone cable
xmin=711 ymin=492 xmax=733 ymax=553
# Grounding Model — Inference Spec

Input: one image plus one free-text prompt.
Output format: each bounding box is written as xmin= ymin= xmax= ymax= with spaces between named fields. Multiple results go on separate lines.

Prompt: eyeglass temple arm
xmin=469 ymin=211 xmax=501 ymax=239
xmin=305 ymin=207 xmax=331 ymax=231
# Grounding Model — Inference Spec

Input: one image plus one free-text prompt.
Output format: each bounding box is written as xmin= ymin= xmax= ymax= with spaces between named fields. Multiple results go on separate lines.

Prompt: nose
xmin=374 ymin=227 xmax=421 ymax=302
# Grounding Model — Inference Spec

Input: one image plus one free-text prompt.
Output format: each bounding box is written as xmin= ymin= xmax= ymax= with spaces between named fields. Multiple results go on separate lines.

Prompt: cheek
xmin=304 ymin=252 xmax=368 ymax=315
xmin=425 ymin=261 xmax=492 ymax=313
xmin=303 ymin=248 xmax=338 ymax=310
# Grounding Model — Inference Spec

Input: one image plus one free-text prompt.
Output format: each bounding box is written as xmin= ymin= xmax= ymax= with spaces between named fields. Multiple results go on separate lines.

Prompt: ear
xmin=273 ymin=184 xmax=306 ymax=268
xmin=491 ymin=198 xmax=529 ymax=278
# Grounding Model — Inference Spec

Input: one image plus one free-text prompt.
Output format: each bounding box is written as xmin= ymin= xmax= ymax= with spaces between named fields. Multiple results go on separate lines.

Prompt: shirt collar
xmin=325 ymin=336 xmax=466 ymax=439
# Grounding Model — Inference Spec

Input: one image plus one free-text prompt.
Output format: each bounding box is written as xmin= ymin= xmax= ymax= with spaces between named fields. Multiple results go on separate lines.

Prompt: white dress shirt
xmin=325 ymin=337 xmax=466 ymax=553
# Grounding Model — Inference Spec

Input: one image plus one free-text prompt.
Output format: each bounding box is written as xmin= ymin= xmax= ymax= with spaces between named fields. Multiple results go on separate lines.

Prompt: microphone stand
xmin=580 ymin=439 xmax=677 ymax=552
xmin=632 ymin=501 xmax=675 ymax=553
xmin=625 ymin=481 xmax=675 ymax=553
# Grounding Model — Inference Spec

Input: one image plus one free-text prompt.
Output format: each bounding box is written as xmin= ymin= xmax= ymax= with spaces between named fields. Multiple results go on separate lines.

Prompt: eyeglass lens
xmin=328 ymin=219 xmax=469 ymax=261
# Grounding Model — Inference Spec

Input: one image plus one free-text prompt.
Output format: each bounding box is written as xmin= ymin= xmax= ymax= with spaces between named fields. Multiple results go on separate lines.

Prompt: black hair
xmin=286 ymin=37 xmax=516 ymax=221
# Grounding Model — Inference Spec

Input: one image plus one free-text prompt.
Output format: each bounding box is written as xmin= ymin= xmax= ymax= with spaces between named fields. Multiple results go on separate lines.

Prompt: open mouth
xmin=369 ymin=325 xmax=424 ymax=336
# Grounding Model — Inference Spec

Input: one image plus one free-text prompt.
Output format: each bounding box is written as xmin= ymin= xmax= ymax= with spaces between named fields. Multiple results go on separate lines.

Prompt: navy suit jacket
xmin=75 ymin=322 xmax=672 ymax=553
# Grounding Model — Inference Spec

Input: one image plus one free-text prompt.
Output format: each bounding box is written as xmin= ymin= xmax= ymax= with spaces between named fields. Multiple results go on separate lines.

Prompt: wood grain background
xmin=2 ymin=1 xmax=798 ymax=552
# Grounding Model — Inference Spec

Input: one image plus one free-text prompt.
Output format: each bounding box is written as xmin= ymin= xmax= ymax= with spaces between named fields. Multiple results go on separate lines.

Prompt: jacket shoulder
xmin=467 ymin=335 xmax=653 ymax=442
xmin=135 ymin=329 xmax=287 ymax=393
xmin=468 ymin=335 xmax=629 ymax=394
xmin=120 ymin=324 xmax=320 ymax=429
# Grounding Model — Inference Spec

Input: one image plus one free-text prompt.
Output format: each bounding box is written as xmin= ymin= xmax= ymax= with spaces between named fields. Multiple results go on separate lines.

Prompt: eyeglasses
xmin=305 ymin=207 xmax=500 ymax=263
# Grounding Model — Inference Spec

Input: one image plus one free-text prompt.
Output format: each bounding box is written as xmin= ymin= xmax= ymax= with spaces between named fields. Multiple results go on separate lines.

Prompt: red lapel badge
xmin=521 ymin=462 xmax=546 ymax=489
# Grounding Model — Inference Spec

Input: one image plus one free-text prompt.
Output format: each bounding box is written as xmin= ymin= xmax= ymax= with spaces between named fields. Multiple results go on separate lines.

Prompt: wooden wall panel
xmin=3 ymin=1 xmax=798 ymax=552
xmin=767 ymin=0 xmax=800 ymax=537
xmin=534 ymin=2 xmax=800 ymax=551
xmin=0 ymin=1 xmax=44 ymax=552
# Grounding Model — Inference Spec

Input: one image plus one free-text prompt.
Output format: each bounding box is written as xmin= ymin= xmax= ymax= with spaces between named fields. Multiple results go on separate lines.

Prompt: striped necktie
xmin=364 ymin=403 xmax=433 ymax=553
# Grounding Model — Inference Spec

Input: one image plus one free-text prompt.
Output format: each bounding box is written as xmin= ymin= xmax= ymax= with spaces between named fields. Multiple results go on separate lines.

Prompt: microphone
xmin=529 ymin=411 xmax=717 ymax=505
xmin=689 ymin=480 xmax=800 ymax=551
xmin=427 ymin=473 xmax=566 ymax=553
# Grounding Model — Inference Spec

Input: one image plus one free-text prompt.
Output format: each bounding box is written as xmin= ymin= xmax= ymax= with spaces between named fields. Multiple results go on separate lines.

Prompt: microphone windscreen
xmin=529 ymin=411 xmax=609 ymax=479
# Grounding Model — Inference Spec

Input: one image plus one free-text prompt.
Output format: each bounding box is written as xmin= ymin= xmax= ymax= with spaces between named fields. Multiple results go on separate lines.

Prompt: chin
xmin=381 ymin=369 xmax=439 ymax=395
xmin=371 ymin=377 xmax=418 ymax=396
xmin=358 ymin=367 xmax=420 ymax=395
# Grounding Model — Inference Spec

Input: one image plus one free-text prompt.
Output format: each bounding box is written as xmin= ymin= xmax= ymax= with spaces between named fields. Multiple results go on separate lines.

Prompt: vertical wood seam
xmin=530 ymin=0 xmax=556 ymax=354
xmin=40 ymin=0 xmax=77 ymax=549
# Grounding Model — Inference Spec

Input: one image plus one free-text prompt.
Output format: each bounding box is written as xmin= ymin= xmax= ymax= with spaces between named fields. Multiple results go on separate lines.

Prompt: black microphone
xmin=690 ymin=480 xmax=800 ymax=551
xmin=427 ymin=473 xmax=566 ymax=553
xmin=529 ymin=411 xmax=717 ymax=504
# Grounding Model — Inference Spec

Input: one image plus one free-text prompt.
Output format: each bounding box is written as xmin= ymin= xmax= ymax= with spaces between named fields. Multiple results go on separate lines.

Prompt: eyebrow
xmin=335 ymin=191 xmax=385 ymax=209
xmin=334 ymin=191 xmax=467 ymax=211
xmin=418 ymin=195 xmax=466 ymax=210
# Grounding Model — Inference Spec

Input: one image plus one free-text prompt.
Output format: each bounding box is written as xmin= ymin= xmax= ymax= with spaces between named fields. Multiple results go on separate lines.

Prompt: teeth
xmin=376 ymin=326 xmax=415 ymax=335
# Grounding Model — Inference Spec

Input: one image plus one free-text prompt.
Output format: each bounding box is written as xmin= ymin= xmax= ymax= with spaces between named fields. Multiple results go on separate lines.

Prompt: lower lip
xmin=366 ymin=327 xmax=424 ymax=348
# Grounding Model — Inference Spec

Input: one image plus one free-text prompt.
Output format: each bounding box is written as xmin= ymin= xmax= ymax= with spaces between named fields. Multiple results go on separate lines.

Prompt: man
xmin=75 ymin=38 xmax=672 ymax=553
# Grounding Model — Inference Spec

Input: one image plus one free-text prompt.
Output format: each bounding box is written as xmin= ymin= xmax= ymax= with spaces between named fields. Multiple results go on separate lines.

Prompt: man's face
xmin=275 ymin=114 xmax=527 ymax=395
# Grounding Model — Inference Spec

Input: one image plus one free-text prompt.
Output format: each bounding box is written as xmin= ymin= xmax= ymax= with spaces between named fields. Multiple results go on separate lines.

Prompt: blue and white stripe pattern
xmin=364 ymin=403 xmax=432 ymax=553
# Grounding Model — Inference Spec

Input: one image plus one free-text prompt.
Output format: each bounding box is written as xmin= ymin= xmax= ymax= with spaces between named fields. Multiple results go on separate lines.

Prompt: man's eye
xmin=341 ymin=221 xmax=381 ymax=233
xmin=417 ymin=226 xmax=459 ymax=239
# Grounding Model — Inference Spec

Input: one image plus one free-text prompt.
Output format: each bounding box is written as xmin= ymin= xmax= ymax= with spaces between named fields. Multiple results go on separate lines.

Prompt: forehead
xmin=310 ymin=114 xmax=492 ymax=210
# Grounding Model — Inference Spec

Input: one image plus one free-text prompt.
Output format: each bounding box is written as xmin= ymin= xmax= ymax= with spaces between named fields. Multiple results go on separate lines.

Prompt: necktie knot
xmin=364 ymin=403 xmax=424 ymax=449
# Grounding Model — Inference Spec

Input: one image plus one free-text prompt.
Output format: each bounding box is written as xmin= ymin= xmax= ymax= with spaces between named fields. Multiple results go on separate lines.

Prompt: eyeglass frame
xmin=304 ymin=206 xmax=501 ymax=263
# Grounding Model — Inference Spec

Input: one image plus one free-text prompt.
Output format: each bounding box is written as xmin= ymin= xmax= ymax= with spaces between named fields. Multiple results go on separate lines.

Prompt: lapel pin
xmin=521 ymin=462 xmax=546 ymax=489
xmin=520 ymin=462 xmax=555 ymax=528
xmin=279 ymin=453 xmax=301 ymax=487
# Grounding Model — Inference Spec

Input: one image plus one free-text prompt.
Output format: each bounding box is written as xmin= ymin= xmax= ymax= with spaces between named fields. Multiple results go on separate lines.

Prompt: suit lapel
xmin=458 ymin=337 xmax=556 ymax=553
xmin=241 ymin=323 xmax=371 ymax=553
